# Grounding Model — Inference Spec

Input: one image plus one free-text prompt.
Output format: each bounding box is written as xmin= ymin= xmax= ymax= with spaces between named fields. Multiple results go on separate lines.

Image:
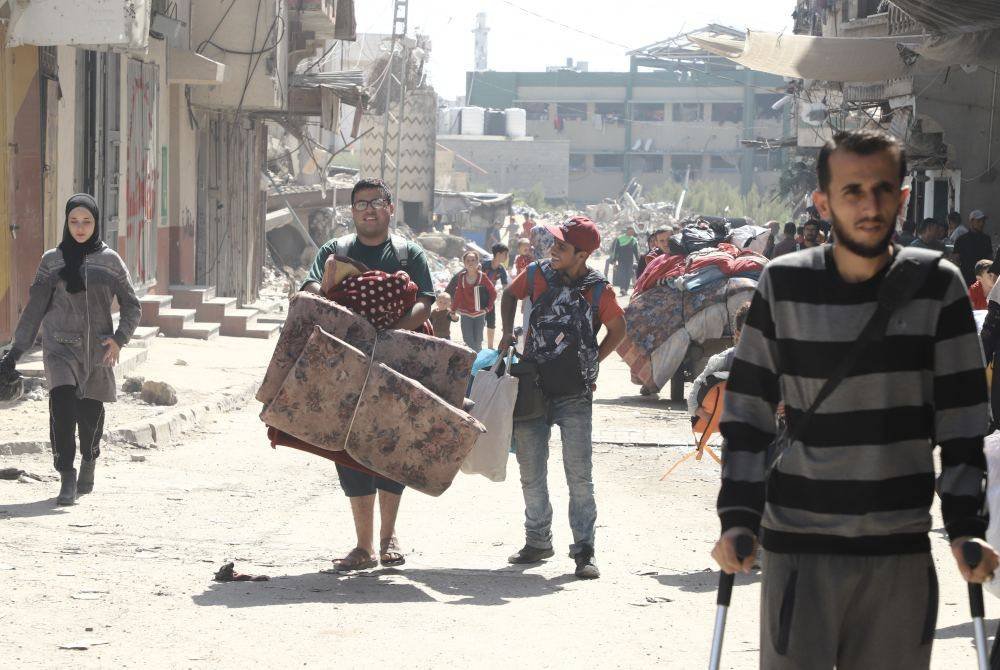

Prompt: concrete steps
xmin=165 ymin=285 xmax=280 ymax=339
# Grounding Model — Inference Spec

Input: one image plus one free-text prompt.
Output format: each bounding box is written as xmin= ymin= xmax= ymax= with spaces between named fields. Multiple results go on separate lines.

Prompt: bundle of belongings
xmin=257 ymin=256 xmax=484 ymax=496
xmin=617 ymin=219 xmax=766 ymax=395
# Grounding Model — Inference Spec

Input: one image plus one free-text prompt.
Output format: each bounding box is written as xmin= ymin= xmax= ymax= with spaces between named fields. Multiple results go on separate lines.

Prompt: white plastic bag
xmin=984 ymin=431 xmax=1000 ymax=598
xmin=462 ymin=352 xmax=519 ymax=482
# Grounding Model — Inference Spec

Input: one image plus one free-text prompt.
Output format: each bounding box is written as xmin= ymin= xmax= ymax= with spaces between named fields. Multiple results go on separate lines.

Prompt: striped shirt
xmin=718 ymin=246 xmax=988 ymax=555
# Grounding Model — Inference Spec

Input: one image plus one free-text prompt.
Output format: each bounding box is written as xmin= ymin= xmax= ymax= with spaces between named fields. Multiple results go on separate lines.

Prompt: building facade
xmin=790 ymin=0 xmax=1000 ymax=225
xmin=0 ymin=0 xmax=351 ymax=343
xmin=466 ymin=33 xmax=789 ymax=204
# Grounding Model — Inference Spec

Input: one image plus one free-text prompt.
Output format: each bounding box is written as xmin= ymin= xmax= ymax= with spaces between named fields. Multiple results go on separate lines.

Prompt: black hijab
xmin=58 ymin=193 xmax=104 ymax=294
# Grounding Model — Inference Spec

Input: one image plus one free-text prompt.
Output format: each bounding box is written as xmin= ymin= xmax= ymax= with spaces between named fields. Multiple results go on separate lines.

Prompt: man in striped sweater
xmin=712 ymin=130 xmax=999 ymax=669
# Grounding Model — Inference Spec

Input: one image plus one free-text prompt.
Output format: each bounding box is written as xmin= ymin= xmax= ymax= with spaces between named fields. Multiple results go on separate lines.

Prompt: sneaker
xmin=574 ymin=546 xmax=600 ymax=579
xmin=507 ymin=545 xmax=555 ymax=564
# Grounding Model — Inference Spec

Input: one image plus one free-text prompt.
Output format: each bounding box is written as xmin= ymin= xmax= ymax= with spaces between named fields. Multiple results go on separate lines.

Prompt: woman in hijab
xmin=0 ymin=194 xmax=141 ymax=505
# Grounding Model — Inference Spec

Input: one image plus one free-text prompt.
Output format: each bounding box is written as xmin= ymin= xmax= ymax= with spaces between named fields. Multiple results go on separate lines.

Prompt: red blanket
xmin=326 ymin=270 xmax=418 ymax=330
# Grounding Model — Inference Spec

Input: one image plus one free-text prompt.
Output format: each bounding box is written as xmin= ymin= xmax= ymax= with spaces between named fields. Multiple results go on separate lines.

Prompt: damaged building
xmin=693 ymin=1 xmax=1000 ymax=224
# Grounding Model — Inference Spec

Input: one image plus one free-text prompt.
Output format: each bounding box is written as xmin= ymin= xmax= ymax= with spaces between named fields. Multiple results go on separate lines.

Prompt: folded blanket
xmin=326 ymin=270 xmax=418 ymax=330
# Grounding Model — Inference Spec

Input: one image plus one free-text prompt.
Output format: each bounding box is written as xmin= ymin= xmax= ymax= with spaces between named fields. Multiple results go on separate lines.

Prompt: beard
xmin=828 ymin=204 xmax=895 ymax=259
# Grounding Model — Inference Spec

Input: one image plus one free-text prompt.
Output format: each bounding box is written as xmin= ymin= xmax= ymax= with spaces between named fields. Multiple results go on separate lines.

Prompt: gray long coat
xmin=12 ymin=246 xmax=141 ymax=402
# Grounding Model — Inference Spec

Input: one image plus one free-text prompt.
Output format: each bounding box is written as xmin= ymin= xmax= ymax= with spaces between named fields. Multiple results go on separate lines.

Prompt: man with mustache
xmin=712 ymin=130 xmax=997 ymax=669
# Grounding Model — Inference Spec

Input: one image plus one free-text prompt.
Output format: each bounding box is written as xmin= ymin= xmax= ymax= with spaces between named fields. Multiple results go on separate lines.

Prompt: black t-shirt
xmin=955 ymin=230 xmax=993 ymax=285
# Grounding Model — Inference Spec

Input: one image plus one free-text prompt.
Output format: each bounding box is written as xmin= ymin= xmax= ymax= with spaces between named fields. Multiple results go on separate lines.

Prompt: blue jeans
xmin=460 ymin=314 xmax=486 ymax=351
xmin=512 ymin=393 xmax=596 ymax=557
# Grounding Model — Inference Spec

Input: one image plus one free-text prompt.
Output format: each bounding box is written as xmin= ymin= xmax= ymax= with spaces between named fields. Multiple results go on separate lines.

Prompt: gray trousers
xmin=760 ymin=551 xmax=936 ymax=670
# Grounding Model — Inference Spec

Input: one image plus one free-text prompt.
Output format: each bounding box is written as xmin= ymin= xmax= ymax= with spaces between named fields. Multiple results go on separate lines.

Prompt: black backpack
xmin=523 ymin=261 xmax=607 ymax=398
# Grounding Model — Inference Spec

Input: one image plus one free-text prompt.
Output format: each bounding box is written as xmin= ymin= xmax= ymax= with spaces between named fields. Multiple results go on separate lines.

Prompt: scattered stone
xmin=130 ymin=455 xmax=146 ymax=463
xmin=85 ymin=627 xmax=93 ymax=632
xmin=122 ymin=376 xmax=144 ymax=393
xmin=174 ymin=359 xmax=188 ymax=366
xmin=140 ymin=380 xmax=177 ymax=406
xmin=1 ymin=468 xmax=48 ymax=482
xmin=213 ymin=561 xmax=270 ymax=582
xmin=0 ymin=564 xmax=14 ymax=571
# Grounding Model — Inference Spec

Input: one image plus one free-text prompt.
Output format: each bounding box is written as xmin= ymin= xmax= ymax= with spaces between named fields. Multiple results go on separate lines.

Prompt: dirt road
xmin=0 ymin=355 xmax=991 ymax=669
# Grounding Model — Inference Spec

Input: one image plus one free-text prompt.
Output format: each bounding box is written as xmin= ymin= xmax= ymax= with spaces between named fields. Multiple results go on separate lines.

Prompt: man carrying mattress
xmin=302 ymin=178 xmax=435 ymax=572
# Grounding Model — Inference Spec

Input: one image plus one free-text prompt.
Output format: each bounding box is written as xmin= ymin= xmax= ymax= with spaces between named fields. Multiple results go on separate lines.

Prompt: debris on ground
xmin=140 ymin=381 xmax=177 ymax=406
xmin=130 ymin=455 xmax=146 ymax=463
xmin=122 ymin=376 xmax=144 ymax=393
xmin=59 ymin=639 xmax=109 ymax=650
xmin=174 ymin=359 xmax=188 ymax=367
xmin=0 ymin=468 xmax=49 ymax=482
xmin=213 ymin=562 xmax=270 ymax=582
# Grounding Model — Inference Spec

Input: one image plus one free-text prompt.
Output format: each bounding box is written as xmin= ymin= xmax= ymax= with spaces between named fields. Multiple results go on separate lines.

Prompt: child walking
xmin=0 ymin=194 xmax=141 ymax=505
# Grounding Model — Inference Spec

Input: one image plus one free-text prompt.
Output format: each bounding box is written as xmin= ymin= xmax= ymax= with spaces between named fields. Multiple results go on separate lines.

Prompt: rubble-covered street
xmin=0 ymin=353 xmax=985 ymax=669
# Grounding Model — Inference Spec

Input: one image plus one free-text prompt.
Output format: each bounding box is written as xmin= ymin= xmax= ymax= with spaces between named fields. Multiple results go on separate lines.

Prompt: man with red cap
xmin=498 ymin=216 xmax=627 ymax=579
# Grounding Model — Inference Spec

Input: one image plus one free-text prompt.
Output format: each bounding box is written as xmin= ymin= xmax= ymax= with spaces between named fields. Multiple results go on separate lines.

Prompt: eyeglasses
xmin=352 ymin=198 xmax=389 ymax=211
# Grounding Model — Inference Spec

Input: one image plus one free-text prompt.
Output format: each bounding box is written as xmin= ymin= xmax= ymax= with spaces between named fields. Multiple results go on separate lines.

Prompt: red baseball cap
xmin=545 ymin=216 xmax=601 ymax=254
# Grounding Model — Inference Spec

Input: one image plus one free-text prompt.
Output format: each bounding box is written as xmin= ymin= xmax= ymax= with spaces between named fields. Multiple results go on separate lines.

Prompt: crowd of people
xmin=3 ymin=129 xmax=1000 ymax=669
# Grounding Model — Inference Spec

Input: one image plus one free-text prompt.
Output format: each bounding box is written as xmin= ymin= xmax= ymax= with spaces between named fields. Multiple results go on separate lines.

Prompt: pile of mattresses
xmin=618 ymin=237 xmax=765 ymax=394
xmin=257 ymin=292 xmax=484 ymax=496
xmin=617 ymin=277 xmax=757 ymax=394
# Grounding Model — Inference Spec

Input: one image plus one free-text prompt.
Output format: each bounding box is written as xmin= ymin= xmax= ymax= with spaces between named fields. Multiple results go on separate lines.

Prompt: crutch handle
xmin=963 ymin=541 xmax=986 ymax=619
xmin=717 ymin=534 xmax=755 ymax=607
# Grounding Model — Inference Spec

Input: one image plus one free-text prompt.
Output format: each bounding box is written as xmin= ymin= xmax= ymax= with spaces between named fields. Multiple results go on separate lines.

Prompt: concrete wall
xmin=189 ymin=0 xmax=286 ymax=111
xmin=436 ymin=136 xmax=570 ymax=199
xmin=55 ymin=46 xmax=80 ymax=245
xmin=918 ymin=67 xmax=1000 ymax=234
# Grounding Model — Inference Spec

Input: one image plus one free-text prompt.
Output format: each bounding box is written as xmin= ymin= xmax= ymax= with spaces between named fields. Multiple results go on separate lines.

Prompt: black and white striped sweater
xmin=718 ymin=245 xmax=988 ymax=555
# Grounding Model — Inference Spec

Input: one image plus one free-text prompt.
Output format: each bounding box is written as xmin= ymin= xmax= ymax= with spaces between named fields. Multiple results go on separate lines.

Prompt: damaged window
xmin=711 ymin=103 xmax=743 ymax=124
xmin=710 ymin=155 xmax=738 ymax=171
xmin=595 ymin=103 xmax=626 ymax=125
xmin=671 ymin=154 xmax=702 ymax=180
xmin=633 ymin=103 xmax=665 ymax=122
xmin=593 ymin=154 xmax=624 ymax=172
xmin=672 ymin=103 xmax=704 ymax=122
xmin=519 ymin=102 xmax=549 ymax=121
xmin=557 ymin=103 xmax=588 ymax=121
xmin=569 ymin=154 xmax=587 ymax=172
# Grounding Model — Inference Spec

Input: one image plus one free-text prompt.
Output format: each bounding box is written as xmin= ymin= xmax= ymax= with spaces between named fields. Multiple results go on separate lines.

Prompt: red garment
xmin=449 ymin=270 xmax=498 ymax=317
xmin=634 ymin=253 xmax=686 ymax=295
xmin=326 ymin=270 xmax=419 ymax=330
xmin=514 ymin=253 xmax=534 ymax=275
xmin=521 ymin=220 xmax=536 ymax=238
xmin=970 ymin=281 xmax=988 ymax=310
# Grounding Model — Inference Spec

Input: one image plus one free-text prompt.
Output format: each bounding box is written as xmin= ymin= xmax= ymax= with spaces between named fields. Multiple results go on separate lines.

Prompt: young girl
xmin=0 ymin=194 xmax=141 ymax=505
xmin=446 ymin=250 xmax=497 ymax=351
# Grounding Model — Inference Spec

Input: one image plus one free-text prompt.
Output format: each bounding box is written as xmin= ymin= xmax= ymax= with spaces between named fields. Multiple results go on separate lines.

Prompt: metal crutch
xmin=963 ymin=541 xmax=990 ymax=670
xmin=709 ymin=534 xmax=755 ymax=670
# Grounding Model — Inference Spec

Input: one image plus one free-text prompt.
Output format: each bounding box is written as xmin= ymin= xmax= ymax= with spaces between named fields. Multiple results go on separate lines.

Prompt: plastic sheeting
xmin=889 ymin=0 xmax=1000 ymax=34
xmin=688 ymin=31 xmax=929 ymax=83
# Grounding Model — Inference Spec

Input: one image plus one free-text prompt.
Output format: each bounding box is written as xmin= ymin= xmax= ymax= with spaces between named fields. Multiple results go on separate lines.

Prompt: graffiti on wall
xmin=124 ymin=59 xmax=158 ymax=286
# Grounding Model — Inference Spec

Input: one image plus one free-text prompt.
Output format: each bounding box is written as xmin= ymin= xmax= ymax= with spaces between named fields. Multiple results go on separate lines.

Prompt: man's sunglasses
xmin=352 ymin=198 xmax=389 ymax=211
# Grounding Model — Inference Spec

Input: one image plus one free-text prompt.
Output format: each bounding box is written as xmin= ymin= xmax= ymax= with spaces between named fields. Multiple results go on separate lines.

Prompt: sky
xmin=354 ymin=0 xmax=795 ymax=99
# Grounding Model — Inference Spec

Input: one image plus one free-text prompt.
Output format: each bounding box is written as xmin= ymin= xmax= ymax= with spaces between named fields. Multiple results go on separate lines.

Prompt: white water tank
xmin=505 ymin=107 xmax=527 ymax=138
xmin=459 ymin=106 xmax=485 ymax=136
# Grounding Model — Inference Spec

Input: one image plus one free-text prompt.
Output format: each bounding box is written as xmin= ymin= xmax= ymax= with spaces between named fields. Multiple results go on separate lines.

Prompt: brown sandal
xmin=332 ymin=547 xmax=377 ymax=572
xmin=380 ymin=536 xmax=406 ymax=567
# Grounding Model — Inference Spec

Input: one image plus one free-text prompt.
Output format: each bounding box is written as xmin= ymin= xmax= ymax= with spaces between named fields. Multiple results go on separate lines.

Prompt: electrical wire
xmin=203 ymin=15 xmax=286 ymax=56
xmin=196 ymin=0 xmax=238 ymax=55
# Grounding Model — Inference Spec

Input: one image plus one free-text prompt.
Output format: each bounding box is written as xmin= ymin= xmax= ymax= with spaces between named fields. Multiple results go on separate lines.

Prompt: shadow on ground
xmin=192 ymin=566 xmax=576 ymax=608
xmin=0 ymin=498 xmax=71 ymax=519
xmin=935 ymin=618 xmax=999 ymax=640
xmin=593 ymin=396 xmax=686 ymax=411
xmin=650 ymin=568 xmax=761 ymax=594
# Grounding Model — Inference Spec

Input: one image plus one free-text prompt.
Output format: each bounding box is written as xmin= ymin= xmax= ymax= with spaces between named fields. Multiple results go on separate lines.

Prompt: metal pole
xmin=962 ymin=542 xmax=990 ymax=670
xmin=987 ymin=69 xmax=997 ymax=175
xmin=708 ymin=535 xmax=753 ymax=670
xmin=378 ymin=45 xmax=395 ymax=181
